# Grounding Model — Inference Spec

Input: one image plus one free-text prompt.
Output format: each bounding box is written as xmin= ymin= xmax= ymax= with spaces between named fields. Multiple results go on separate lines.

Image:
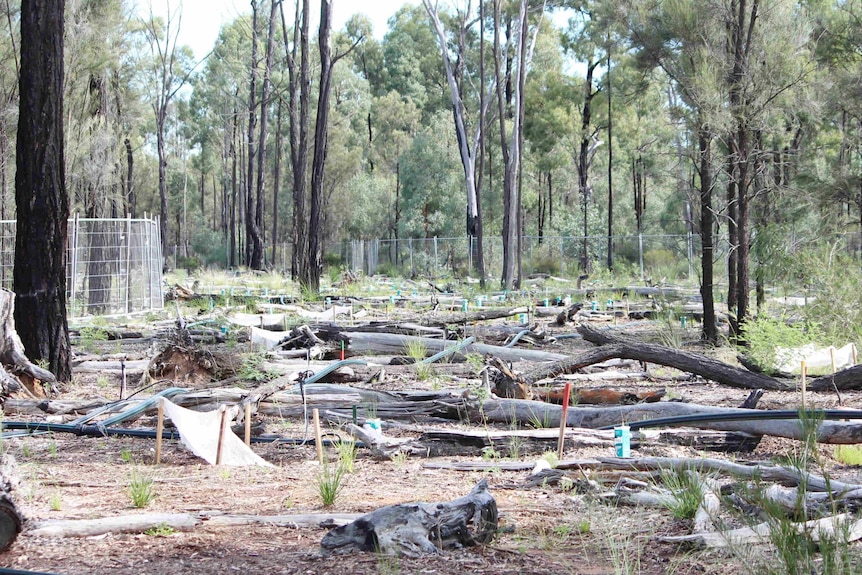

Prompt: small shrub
xmin=49 ymin=493 xmax=62 ymax=511
xmin=742 ymin=315 xmax=822 ymax=375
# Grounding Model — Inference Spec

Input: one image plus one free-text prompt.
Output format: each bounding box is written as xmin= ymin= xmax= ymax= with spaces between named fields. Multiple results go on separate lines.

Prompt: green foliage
xmin=404 ymin=340 xmax=434 ymax=381
xmin=834 ymin=445 xmax=862 ymax=466
xmin=527 ymin=408 xmax=553 ymax=430
xmin=238 ymin=353 xmax=274 ymax=382
xmin=316 ymin=460 xmax=348 ymax=507
xmin=389 ymin=451 xmax=409 ymax=467
xmin=78 ymin=326 xmax=109 ymax=352
xmin=49 ymin=492 xmax=62 ymax=511
xmin=334 ymin=439 xmax=358 ymax=473
xmin=742 ymin=315 xmax=822 ymax=375
xmin=658 ymin=469 xmax=704 ymax=520
xmin=144 ymin=523 xmax=177 ymax=537
xmin=128 ymin=469 xmax=156 ymax=508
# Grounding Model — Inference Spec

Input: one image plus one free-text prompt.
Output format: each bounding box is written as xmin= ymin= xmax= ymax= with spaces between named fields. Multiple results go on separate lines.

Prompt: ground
xmin=0 ymin=304 xmax=860 ymax=575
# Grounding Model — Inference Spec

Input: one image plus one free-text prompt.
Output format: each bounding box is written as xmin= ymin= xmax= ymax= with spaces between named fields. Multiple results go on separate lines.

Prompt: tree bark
xmin=15 ymin=0 xmax=71 ymax=382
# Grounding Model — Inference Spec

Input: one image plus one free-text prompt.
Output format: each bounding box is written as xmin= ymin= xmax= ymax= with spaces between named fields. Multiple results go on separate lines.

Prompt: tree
xmin=421 ymin=0 xmax=491 ymax=282
xmin=14 ymin=0 xmax=71 ymax=381
xmin=140 ymin=4 xmax=195 ymax=268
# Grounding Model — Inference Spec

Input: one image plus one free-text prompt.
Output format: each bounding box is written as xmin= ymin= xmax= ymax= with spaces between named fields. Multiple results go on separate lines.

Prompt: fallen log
xmin=471 ymin=399 xmax=862 ymax=444
xmin=538 ymin=323 xmax=789 ymax=391
xmin=810 ymin=365 xmax=862 ymax=392
xmin=320 ymin=480 xmax=497 ymax=556
xmin=660 ymin=512 xmax=862 ymax=548
xmin=420 ymin=307 xmax=530 ymax=328
xmin=340 ymin=332 xmax=567 ymax=363
xmin=29 ymin=512 xmax=201 ymax=538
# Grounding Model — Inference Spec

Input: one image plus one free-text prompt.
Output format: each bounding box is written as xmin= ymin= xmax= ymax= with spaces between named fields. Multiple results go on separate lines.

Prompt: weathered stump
xmin=320 ymin=480 xmax=497 ymax=557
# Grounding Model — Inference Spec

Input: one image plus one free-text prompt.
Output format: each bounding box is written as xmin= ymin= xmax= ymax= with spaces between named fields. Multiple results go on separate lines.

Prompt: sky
xmin=141 ymin=0 xmax=420 ymax=61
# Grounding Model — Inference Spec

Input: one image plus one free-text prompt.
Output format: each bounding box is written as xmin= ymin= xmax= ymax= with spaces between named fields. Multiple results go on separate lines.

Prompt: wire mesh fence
xmin=0 ymin=216 xmax=164 ymax=318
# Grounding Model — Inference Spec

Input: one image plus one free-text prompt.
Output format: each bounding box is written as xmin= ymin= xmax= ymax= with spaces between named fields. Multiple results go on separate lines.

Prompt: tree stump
xmin=320 ymin=480 xmax=497 ymax=557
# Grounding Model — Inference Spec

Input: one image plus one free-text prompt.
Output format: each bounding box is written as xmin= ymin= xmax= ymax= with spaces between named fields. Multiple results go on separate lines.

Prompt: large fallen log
xmin=320 ymin=480 xmax=497 ymax=556
xmin=340 ymin=331 xmax=568 ymax=363
xmin=471 ymin=399 xmax=862 ymax=444
xmin=523 ymin=323 xmax=788 ymax=391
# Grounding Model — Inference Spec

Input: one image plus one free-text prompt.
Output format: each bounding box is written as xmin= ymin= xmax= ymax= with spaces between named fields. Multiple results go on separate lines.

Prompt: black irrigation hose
xmin=597 ymin=409 xmax=862 ymax=431
xmin=0 ymin=568 xmax=65 ymax=575
xmin=1 ymin=421 xmax=359 ymax=447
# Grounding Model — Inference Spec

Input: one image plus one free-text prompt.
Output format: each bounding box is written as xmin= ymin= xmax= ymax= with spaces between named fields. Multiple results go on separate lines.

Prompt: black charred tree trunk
xmin=305 ymin=0 xmax=334 ymax=292
xmin=244 ymin=0 xmax=264 ymax=270
xmin=578 ymin=61 xmax=599 ymax=273
xmin=14 ymin=0 xmax=71 ymax=382
xmin=123 ymin=138 xmax=134 ymax=217
xmin=698 ymin=125 xmax=717 ymax=344
xmin=284 ymin=0 xmax=310 ymax=281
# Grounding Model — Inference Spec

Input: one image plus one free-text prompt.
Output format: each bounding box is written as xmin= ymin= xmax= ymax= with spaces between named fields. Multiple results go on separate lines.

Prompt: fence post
xmin=125 ymin=214 xmax=132 ymax=314
xmin=433 ymin=236 xmax=438 ymax=278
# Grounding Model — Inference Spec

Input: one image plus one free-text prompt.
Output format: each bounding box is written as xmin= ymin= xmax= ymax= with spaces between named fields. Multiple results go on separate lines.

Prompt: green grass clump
xmin=128 ymin=469 xmax=156 ymax=508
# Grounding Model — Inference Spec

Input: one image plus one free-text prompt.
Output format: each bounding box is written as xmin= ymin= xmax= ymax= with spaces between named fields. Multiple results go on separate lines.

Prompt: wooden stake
xmin=154 ymin=398 xmax=164 ymax=465
xmin=313 ymin=408 xmax=324 ymax=464
xmin=244 ymin=403 xmax=252 ymax=447
xmin=557 ymin=382 xmax=572 ymax=458
xmin=215 ymin=406 xmax=228 ymax=465
xmin=801 ymin=361 xmax=807 ymax=410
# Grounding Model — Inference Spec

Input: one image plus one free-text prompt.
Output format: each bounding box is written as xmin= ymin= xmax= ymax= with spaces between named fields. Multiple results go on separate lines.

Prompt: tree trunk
xmin=699 ymin=124 xmax=717 ymax=343
xmin=14 ymin=0 xmax=71 ymax=382
xmin=245 ymin=0 xmax=264 ymax=270
xmin=124 ymin=137 xmax=134 ymax=217
xmin=305 ymin=0 xmax=334 ymax=293
xmin=272 ymin=97 xmax=282 ymax=267
xmin=254 ymin=0 xmax=278 ymax=268
xmin=578 ymin=60 xmax=599 ymax=273
xmin=284 ymin=0 xmax=310 ymax=281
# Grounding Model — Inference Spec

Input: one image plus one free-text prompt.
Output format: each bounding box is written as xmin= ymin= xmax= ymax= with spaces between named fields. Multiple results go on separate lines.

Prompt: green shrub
xmin=742 ymin=315 xmax=822 ymax=375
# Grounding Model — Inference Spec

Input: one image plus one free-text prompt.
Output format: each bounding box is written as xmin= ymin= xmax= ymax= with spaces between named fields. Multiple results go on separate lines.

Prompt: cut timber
xmin=29 ymin=513 xmax=201 ymax=538
xmin=321 ymin=480 xmax=497 ymax=557
xmin=547 ymin=323 xmax=790 ymax=391
xmin=0 ymin=289 xmax=56 ymax=391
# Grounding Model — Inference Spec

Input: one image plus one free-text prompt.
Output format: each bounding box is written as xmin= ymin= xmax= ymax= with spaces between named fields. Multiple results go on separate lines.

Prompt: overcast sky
xmin=140 ymin=0 xmax=420 ymax=61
